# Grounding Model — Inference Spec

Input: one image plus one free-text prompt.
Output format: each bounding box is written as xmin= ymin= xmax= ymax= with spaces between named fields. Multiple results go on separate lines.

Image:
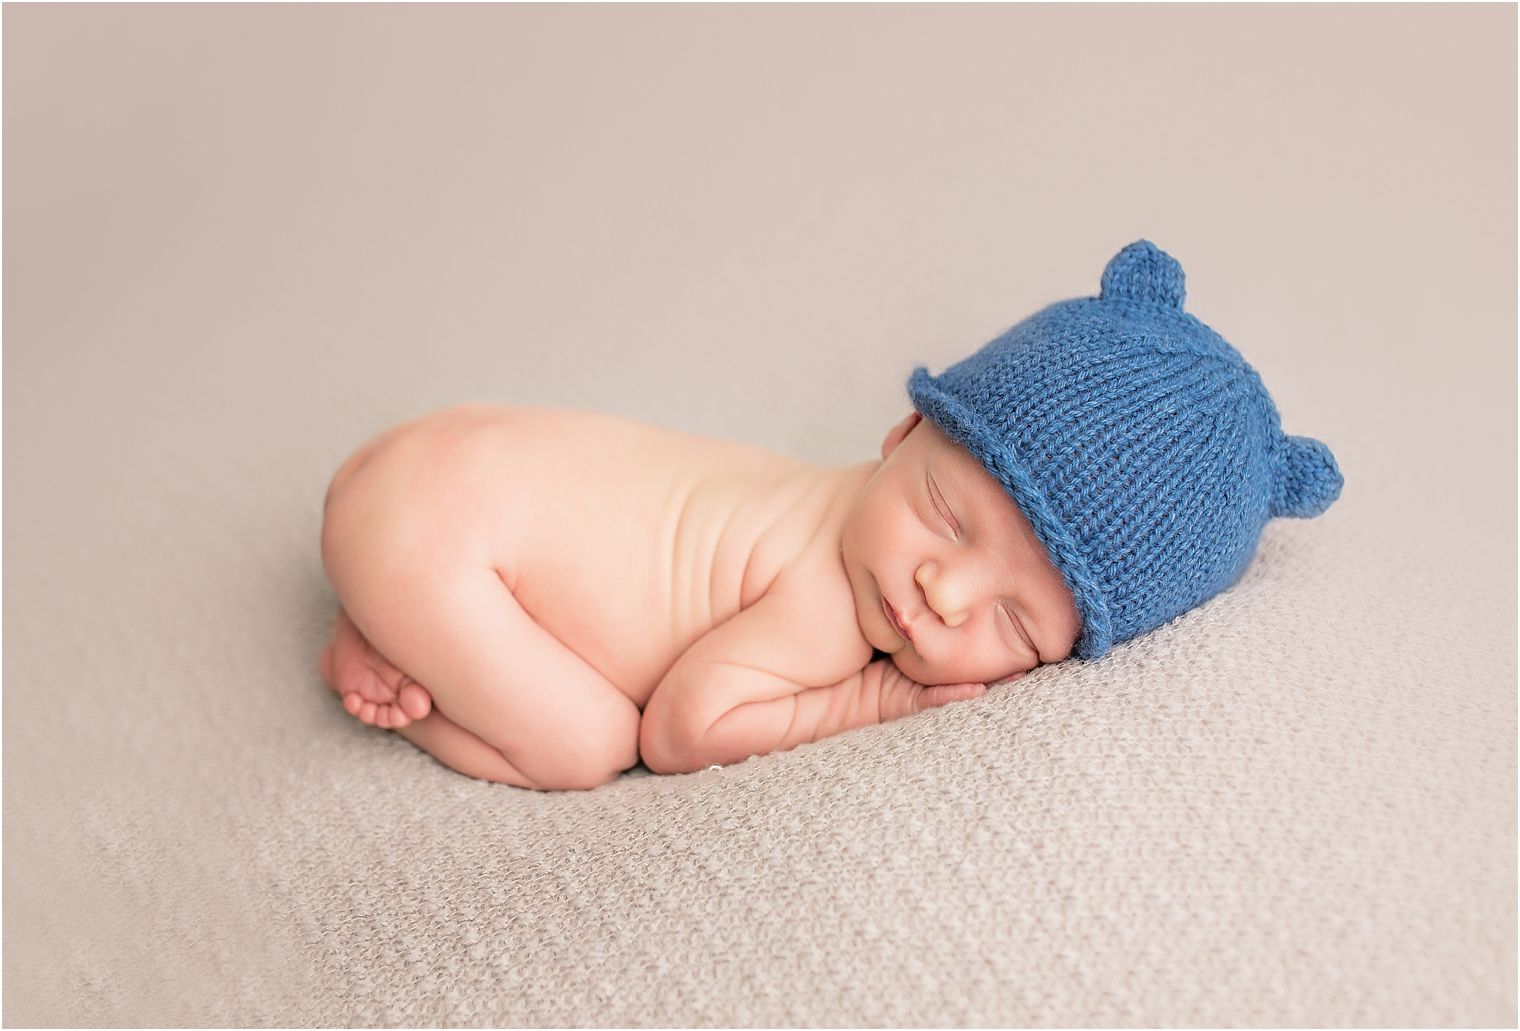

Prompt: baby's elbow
xmin=637 ymin=719 xmax=682 ymax=775
xmin=638 ymin=711 xmax=704 ymax=776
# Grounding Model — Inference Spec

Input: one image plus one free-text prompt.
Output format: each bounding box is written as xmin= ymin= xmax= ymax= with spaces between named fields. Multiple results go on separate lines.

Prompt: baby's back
xmin=331 ymin=404 xmax=845 ymax=707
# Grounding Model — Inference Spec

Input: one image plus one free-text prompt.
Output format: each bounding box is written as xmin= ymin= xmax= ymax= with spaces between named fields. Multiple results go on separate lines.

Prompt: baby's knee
xmin=526 ymin=706 xmax=640 ymax=791
xmin=532 ymin=763 xmax=626 ymax=792
xmin=531 ymin=752 xmax=634 ymax=791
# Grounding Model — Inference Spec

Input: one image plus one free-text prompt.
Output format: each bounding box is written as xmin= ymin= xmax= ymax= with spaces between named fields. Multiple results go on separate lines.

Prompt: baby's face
xmin=839 ymin=412 xmax=1082 ymax=686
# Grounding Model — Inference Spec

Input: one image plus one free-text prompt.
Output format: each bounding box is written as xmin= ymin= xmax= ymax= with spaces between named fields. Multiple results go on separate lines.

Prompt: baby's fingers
xmin=914 ymin=681 xmax=987 ymax=713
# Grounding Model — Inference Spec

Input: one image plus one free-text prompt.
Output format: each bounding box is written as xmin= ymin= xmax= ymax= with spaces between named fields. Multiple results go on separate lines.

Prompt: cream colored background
xmin=5 ymin=4 xmax=1515 ymax=1026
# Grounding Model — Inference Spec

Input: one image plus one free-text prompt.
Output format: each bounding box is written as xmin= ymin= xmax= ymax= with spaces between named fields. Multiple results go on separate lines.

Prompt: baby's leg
xmin=319 ymin=660 xmax=537 ymax=785
xmin=323 ymin=551 xmax=641 ymax=791
xmin=389 ymin=708 xmax=541 ymax=786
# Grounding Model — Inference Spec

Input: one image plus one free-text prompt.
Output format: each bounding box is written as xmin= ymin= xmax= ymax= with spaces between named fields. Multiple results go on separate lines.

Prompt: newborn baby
xmin=317 ymin=240 xmax=1344 ymax=791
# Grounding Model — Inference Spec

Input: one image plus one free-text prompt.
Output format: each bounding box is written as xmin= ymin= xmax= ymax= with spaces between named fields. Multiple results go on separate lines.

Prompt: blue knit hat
xmin=906 ymin=239 xmax=1344 ymax=662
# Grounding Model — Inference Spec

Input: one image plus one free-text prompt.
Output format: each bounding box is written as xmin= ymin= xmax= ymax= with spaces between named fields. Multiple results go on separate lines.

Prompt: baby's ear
xmin=881 ymin=412 xmax=923 ymax=459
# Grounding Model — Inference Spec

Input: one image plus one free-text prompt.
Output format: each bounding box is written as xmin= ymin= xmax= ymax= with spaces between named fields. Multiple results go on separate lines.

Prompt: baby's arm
xmin=643 ymin=661 xmax=873 ymax=773
xmin=639 ymin=582 xmax=989 ymax=773
xmin=649 ymin=660 xmax=988 ymax=772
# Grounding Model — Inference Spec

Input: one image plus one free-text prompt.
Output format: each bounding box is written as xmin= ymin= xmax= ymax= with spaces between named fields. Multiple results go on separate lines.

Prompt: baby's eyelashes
xmin=926 ymin=474 xmax=959 ymax=536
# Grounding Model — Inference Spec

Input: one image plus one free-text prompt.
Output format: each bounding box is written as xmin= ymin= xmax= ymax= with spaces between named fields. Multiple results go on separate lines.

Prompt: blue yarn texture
xmin=907 ymin=240 xmax=1344 ymax=662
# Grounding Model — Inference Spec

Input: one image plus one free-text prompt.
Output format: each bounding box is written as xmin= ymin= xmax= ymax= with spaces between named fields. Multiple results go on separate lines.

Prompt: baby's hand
xmin=871 ymin=661 xmax=988 ymax=723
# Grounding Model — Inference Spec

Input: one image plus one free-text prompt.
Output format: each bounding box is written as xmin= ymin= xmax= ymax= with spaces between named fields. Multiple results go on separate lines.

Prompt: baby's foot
xmin=318 ymin=608 xmax=434 ymax=729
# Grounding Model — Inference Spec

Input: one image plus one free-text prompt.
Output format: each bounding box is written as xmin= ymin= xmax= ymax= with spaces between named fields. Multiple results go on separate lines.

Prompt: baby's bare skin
xmin=317 ymin=403 xmax=1080 ymax=788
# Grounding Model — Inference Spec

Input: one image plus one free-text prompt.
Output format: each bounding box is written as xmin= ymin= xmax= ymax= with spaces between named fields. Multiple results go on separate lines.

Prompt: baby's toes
xmin=336 ymin=658 xmax=394 ymax=707
xmin=339 ymin=691 xmax=403 ymax=729
xmin=397 ymin=680 xmax=433 ymax=721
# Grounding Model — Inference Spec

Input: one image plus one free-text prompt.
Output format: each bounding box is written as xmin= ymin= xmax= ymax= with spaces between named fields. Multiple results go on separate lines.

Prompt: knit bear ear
xmin=1099 ymin=239 xmax=1186 ymax=311
xmin=1271 ymin=434 xmax=1345 ymax=518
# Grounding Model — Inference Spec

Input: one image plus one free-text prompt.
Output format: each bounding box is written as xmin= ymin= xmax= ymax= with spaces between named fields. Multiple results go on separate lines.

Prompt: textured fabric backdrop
xmin=5 ymin=5 xmax=1515 ymax=1026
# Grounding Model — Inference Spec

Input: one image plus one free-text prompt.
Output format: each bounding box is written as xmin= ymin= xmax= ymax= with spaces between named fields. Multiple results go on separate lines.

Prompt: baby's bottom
xmin=320 ymin=541 xmax=641 ymax=791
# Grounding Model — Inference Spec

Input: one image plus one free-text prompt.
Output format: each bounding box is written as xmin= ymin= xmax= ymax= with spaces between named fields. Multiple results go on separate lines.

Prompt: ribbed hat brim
xmin=907 ymin=367 xmax=1113 ymax=662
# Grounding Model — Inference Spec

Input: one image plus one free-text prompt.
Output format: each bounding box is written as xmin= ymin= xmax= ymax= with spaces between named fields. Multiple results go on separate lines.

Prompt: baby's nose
xmin=916 ymin=565 xmax=972 ymax=627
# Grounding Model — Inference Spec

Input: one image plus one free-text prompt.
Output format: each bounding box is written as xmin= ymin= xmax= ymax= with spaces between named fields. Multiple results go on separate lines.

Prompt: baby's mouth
xmin=882 ymin=597 xmax=913 ymax=642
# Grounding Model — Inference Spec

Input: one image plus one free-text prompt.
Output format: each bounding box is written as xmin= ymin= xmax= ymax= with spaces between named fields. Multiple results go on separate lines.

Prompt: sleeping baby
xmin=317 ymin=240 xmax=1344 ymax=790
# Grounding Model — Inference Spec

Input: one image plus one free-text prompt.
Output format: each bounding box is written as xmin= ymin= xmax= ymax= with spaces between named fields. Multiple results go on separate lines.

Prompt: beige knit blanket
xmin=9 ymin=471 xmax=1513 ymax=1025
